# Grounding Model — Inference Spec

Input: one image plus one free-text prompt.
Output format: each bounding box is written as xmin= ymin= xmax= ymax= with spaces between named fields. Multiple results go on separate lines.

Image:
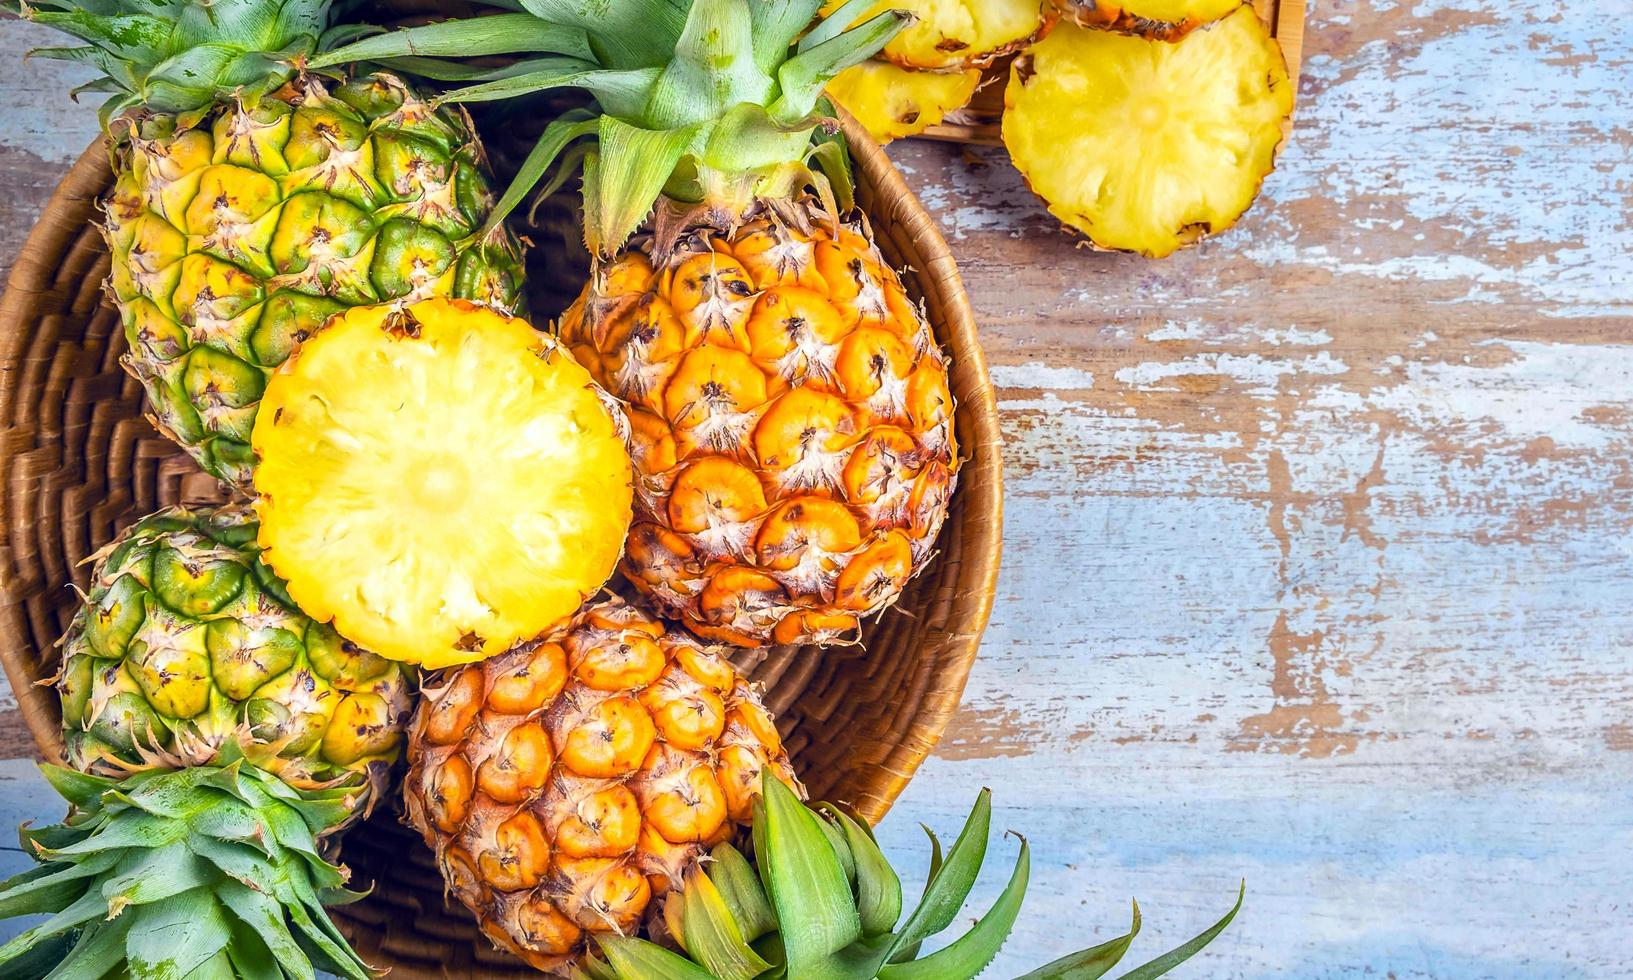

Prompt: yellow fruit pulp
xmin=1003 ymin=6 xmax=1293 ymax=256
xmin=251 ymin=298 xmax=633 ymax=667
xmin=827 ymin=60 xmax=983 ymax=143
xmin=824 ymin=0 xmax=1047 ymax=69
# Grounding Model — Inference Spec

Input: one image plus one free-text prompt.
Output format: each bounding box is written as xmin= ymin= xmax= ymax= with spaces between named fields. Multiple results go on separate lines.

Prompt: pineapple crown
xmin=319 ymin=0 xmax=910 ymax=255
xmin=6 ymin=0 xmax=342 ymax=124
xmin=0 ymin=744 xmax=377 ymax=980
xmin=578 ymin=775 xmax=1245 ymax=980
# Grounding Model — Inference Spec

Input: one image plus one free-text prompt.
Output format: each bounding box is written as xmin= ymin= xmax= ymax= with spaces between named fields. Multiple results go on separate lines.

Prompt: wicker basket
xmin=0 ymin=114 xmax=1002 ymax=977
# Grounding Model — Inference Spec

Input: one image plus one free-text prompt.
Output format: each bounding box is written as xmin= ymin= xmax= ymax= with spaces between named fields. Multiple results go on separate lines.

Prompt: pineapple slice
xmin=1052 ymin=0 xmax=1242 ymax=39
xmin=251 ymin=298 xmax=633 ymax=668
xmin=1003 ymin=6 xmax=1292 ymax=257
xmin=828 ymin=60 xmax=983 ymax=143
xmin=823 ymin=0 xmax=1049 ymax=69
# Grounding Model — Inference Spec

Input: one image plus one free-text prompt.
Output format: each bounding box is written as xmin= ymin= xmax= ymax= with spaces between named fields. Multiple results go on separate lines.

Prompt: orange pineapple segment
xmin=251 ymin=298 xmax=633 ymax=667
xmin=1053 ymin=0 xmax=1241 ymax=38
xmin=827 ymin=60 xmax=983 ymax=144
xmin=562 ymin=202 xmax=959 ymax=647
xmin=1003 ymin=6 xmax=1293 ymax=256
xmin=403 ymin=597 xmax=800 ymax=973
xmin=822 ymin=0 xmax=1049 ymax=69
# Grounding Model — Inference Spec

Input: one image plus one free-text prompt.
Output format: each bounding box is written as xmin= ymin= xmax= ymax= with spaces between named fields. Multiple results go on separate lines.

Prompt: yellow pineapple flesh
xmin=403 ymin=597 xmax=800 ymax=973
xmin=827 ymin=60 xmax=984 ymax=144
xmin=1052 ymin=0 xmax=1241 ymax=38
xmin=823 ymin=0 xmax=1050 ymax=69
xmin=561 ymin=200 xmax=958 ymax=648
xmin=1003 ymin=5 xmax=1293 ymax=256
xmin=251 ymin=297 xmax=633 ymax=667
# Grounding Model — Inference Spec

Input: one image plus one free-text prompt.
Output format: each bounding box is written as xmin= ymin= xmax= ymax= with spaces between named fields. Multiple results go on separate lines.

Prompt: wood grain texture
xmin=2 ymin=2 xmax=1631 ymax=977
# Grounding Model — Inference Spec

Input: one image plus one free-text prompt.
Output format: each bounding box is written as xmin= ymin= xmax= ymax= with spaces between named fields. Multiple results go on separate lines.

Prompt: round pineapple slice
xmin=1003 ymin=6 xmax=1293 ymax=257
xmin=827 ymin=60 xmax=983 ymax=143
xmin=251 ymin=298 xmax=634 ymax=668
xmin=823 ymin=0 xmax=1049 ymax=69
xmin=1052 ymin=0 xmax=1241 ymax=39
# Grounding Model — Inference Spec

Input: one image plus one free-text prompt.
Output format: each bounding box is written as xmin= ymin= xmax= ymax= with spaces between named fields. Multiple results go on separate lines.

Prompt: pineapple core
xmin=252 ymin=298 xmax=633 ymax=667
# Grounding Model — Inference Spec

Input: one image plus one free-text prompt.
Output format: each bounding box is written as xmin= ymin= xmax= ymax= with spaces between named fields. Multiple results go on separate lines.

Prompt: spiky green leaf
xmin=756 ymin=775 xmax=863 ymax=978
xmin=1012 ymin=901 xmax=1141 ymax=980
xmin=878 ymin=836 xmax=1030 ymax=980
xmin=597 ymin=934 xmax=720 ymax=980
xmin=1114 ymin=884 xmax=1244 ymax=980
xmin=886 ymin=789 xmax=992 ymax=962
xmin=310 ymin=13 xmax=594 ymax=67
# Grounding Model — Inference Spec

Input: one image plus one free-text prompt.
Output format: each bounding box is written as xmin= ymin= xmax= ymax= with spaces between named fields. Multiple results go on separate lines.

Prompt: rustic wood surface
xmin=3 ymin=2 xmax=1631 ymax=977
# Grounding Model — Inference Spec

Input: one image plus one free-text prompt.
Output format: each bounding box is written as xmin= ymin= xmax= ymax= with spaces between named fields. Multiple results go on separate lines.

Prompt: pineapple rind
xmin=1053 ymin=0 xmax=1242 ymax=37
xmin=823 ymin=0 xmax=1049 ymax=69
xmin=827 ymin=60 xmax=984 ymax=144
xmin=1003 ymin=7 xmax=1293 ymax=256
xmin=58 ymin=505 xmax=413 ymax=789
xmin=404 ymin=596 xmax=801 ymax=973
xmin=251 ymin=298 xmax=634 ymax=668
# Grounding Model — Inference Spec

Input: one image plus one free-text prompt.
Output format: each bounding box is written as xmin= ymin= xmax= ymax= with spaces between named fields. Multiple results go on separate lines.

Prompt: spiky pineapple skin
xmin=59 ymin=505 xmax=414 ymax=795
xmin=1051 ymin=0 xmax=1242 ymax=39
xmin=104 ymin=71 xmax=526 ymax=488
xmin=404 ymin=597 xmax=799 ymax=973
xmin=560 ymin=200 xmax=959 ymax=648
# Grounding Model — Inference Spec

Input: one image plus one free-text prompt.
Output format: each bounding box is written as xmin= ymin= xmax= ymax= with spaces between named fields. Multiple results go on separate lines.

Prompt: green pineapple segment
xmin=59 ymin=505 xmax=414 ymax=789
xmin=12 ymin=0 xmax=528 ymax=489
xmin=105 ymin=73 xmax=526 ymax=487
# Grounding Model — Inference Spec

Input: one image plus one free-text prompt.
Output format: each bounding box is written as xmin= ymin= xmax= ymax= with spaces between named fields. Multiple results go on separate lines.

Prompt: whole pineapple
xmin=14 ymin=0 xmax=525 ymax=488
xmin=365 ymin=0 xmax=960 ymax=648
xmin=0 ymin=506 xmax=414 ymax=979
xmin=403 ymin=597 xmax=799 ymax=973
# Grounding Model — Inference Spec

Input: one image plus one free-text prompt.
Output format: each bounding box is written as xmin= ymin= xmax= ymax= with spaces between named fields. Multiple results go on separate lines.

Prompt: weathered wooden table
xmin=2 ymin=3 xmax=1628 ymax=977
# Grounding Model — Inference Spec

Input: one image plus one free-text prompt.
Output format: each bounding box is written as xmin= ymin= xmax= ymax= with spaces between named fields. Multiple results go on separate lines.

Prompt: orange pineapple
xmin=561 ymin=205 xmax=957 ymax=648
xmin=403 ymin=597 xmax=798 ymax=972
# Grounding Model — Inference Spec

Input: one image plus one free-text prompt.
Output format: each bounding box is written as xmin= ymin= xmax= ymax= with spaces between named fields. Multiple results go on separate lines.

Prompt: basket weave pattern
xmin=0 ymin=117 xmax=1002 ymax=977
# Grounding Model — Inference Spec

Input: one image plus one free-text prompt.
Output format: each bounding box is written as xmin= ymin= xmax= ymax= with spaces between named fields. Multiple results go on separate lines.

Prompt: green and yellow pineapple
xmin=0 ymin=506 xmax=414 ymax=979
xmin=11 ymin=0 xmax=527 ymax=487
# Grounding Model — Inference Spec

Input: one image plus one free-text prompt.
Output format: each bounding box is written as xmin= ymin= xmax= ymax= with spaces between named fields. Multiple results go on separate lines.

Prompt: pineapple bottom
xmin=1003 ymin=6 xmax=1294 ymax=257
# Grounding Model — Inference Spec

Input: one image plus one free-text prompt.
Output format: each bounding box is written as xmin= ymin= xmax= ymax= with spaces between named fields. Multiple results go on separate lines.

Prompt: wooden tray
xmin=920 ymin=0 xmax=1307 ymax=145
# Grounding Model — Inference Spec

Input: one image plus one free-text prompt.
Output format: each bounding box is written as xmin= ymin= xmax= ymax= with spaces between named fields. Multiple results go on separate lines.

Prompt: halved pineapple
xmin=823 ymin=0 xmax=1049 ymax=69
xmin=1052 ymin=0 xmax=1241 ymax=39
xmin=1003 ymin=6 xmax=1292 ymax=257
xmin=827 ymin=60 xmax=983 ymax=143
xmin=251 ymin=298 xmax=634 ymax=668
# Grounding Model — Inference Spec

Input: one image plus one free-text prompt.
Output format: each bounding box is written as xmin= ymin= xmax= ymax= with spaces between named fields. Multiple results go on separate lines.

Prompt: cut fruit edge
xmin=919 ymin=0 xmax=1305 ymax=145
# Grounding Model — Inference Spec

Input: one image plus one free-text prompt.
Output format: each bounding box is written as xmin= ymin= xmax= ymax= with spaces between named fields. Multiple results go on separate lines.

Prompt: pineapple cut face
xmin=827 ymin=60 xmax=983 ymax=143
xmin=824 ymin=0 xmax=1048 ymax=69
xmin=251 ymin=298 xmax=633 ymax=667
xmin=1053 ymin=0 xmax=1241 ymax=37
xmin=1003 ymin=6 xmax=1293 ymax=256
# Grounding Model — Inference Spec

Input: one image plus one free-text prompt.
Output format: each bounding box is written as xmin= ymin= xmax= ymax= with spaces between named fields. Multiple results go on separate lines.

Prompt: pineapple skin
xmin=403 ymin=597 xmax=800 ymax=973
xmin=105 ymin=72 xmax=526 ymax=489
xmin=1051 ymin=0 xmax=1243 ymax=40
xmin=59 ymin=505 xmax=414 ymax=795
xmin=561 ymin=198 xmax=959 ymax=648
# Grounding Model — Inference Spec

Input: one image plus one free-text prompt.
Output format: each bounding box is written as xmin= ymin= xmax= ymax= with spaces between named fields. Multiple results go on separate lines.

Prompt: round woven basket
xmin=0 ymin=116 xmax=1002 ymax=977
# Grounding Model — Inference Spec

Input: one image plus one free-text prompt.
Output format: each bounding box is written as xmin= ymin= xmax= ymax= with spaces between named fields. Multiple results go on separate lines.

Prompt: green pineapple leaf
xmin=756 ymin=775 xmax=864 ymax=977
xmin=1114 ymin=883 xmax=1245 ymax=980
xmin=1012 ymin=901 xmax=1141 ymax=980
xmin=885 ymin=788 xmax=993 ymax=962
